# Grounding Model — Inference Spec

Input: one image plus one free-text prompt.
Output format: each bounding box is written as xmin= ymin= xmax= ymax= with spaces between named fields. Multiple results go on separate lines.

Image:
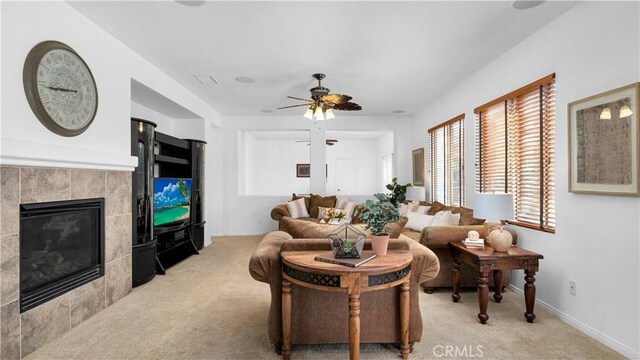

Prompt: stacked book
xmin=463 ymin=238 xmax=485 ymax=249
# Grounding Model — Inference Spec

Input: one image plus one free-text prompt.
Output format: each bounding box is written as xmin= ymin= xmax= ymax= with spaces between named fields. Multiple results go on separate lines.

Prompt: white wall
xmin=131 ymin=101 xmax=174 ymax=134
xmin=411 ymin=2 xmax=639 ymax=357
xmin=222 ymin=115 xmax=412 ymax=235
xmin=325 ymin=139 xmax=378 ymax=195
xmin=0 ymin=1 xmax=223 ymax=245
xmin=243 ymin=134 xmax=311 ymax=196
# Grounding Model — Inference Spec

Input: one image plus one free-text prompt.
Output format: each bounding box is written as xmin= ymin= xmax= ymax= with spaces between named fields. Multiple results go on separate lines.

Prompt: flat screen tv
xmin=153 ymin=178 xmax=191 ymax=227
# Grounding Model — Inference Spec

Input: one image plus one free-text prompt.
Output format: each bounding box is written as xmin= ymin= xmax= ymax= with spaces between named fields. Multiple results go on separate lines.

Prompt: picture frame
xmin=296 ymin=163 xmax=310 ymax=178
xmin=568 ymin=82 xmax=640 ymax=196
xmin=412 ymin=148 xmax=425 ymax=186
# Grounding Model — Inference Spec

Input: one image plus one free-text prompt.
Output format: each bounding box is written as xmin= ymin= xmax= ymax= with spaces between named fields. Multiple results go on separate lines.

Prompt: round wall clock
xmin=23 ymin=40 xmax=98 ymax=137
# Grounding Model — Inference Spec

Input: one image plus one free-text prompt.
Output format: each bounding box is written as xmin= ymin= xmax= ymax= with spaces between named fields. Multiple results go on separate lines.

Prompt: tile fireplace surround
xmin=0 ymin=166 xmax=133 ymax=359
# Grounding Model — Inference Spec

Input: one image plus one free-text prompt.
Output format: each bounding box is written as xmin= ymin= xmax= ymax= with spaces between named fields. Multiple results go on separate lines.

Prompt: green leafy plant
xmin=361 ymin=193 xmax=400 ymax=235
xmin=385 ymin=178 xmax=412 ymax=207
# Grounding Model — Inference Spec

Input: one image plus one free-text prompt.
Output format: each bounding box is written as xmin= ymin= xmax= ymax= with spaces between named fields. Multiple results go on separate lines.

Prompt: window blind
xmin=429 ymin=114 xmax=465 ymax=206
xmin=475 ymin=74 xmax=556 ymax=232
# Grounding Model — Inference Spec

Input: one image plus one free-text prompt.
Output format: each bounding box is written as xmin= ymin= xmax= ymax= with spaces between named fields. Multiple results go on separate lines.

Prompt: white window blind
xmin=475 ymin=74 xmax=556 ymax=232
xmin=429 ymin=114 xmax=465 ymax=206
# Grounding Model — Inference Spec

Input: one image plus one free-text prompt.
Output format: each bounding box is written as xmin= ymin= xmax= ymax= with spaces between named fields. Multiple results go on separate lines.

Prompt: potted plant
xmin=386 ymin=178 xmax=412 ymax=207
xmin=361 ymin=193 xmax=400 ymax=256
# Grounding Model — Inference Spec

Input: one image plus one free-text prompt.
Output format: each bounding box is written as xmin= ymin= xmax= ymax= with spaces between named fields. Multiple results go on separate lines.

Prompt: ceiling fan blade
xmin=321 ymin=94 xmax=352 ymax=105
xmin=326 ymin=139 xmax=338 ymax=143
xmin=332 ymin=102 xmax=362 ymax=111
xmin=287 ymin=96 xmax=314 ymax=102
xmin=326 ymin=142 xmax=335 ymax=146
xmin=277 ymin=104 xmax=312 ymax=110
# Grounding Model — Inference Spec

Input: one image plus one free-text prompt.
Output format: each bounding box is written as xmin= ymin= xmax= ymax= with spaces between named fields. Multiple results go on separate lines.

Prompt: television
xmin=153 ymin=178 xmax=192 ymax=227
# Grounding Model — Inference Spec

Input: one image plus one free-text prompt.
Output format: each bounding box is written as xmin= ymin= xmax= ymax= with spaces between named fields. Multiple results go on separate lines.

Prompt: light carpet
xmin=27 ymin=236 xmax=623 ymax=360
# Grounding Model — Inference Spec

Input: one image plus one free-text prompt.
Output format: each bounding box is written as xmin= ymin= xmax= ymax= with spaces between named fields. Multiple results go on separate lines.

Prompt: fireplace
xmin=20 ymin=198 xmax=105 ymax=313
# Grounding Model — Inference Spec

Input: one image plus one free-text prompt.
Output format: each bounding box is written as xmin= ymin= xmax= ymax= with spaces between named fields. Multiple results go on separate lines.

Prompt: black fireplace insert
xmin=20 ymin=198 xmax=105 ymax=313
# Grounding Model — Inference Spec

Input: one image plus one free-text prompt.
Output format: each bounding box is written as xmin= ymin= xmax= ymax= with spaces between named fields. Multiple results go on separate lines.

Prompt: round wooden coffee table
xmin=281 ymin=250 xmax=413 ymax=360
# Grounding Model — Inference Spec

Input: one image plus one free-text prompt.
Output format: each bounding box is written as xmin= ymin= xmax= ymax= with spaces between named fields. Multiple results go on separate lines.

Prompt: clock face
xmin=24 ymin=41 xmax=98 ymax=136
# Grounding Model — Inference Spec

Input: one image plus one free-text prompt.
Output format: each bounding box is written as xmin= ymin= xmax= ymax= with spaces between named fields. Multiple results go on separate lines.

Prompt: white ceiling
xmin=247 ymin=130 xmax=387 ymax=140
xmin=70 ymin=1 xmax=575 ymax=117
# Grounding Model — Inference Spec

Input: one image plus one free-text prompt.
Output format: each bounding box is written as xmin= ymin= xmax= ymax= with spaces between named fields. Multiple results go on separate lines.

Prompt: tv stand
xmin=154 ymin=223 xmax=199 ymax=274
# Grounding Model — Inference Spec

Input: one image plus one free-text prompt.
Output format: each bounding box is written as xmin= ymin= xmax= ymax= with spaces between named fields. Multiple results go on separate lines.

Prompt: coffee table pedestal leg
xmin=524 ymin=270 xmax=537 ymax=323
xmin=348 ymin=274 xmax=361 ymax=360
xmin=451 ymin=255 xmax=461 ymax=303
xmin=399 ymin=281 xmax=410 ymax=360
xmin=493 ymin=270 xmax=503 ymax=303
xmin=282 ymin=279 xmax=292 ymax=360
xmin=477 ymin=271 xmax=489 ymax=324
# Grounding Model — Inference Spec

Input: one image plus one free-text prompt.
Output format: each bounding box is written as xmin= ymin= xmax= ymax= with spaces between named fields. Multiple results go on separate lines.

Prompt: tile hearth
xmin=0 ymin=166 xmax=133 ymax=359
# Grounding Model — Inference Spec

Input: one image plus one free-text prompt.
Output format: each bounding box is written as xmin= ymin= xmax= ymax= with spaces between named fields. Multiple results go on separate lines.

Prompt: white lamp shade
xmin=303 ymin=108 xmax=314 ymax=119
xmin=620 ymin=105 xmax=633 ymax=118
xmin=405 ymin=187 xmax=426 ymax=201
xmin=473 ymin=193 xmax=514 ymax=220
xmin=325 ymin=108 xmax=335 ymax=119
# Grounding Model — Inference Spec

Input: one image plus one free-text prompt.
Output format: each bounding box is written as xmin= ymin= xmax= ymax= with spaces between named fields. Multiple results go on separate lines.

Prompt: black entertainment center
xmin=131 ymin=118 xmax=206 ymax=287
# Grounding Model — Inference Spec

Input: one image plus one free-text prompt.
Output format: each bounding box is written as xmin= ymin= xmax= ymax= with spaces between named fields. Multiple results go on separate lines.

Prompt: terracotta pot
xmin=370 ymin=234 xmax=390 ymax=256
xmin=488 ymin=228 xmax=513 ymax=252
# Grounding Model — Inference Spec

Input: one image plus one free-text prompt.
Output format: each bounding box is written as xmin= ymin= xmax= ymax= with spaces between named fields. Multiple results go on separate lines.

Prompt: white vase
xmin=488 ymin=228 xmax=513 ymax=252
xmin=370 ymin=234 xmax=390 ymax=256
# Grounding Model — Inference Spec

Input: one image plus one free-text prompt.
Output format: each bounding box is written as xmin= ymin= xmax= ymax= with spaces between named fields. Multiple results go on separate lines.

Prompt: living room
xmin=1 ymin=1 xmax=639 ymax=359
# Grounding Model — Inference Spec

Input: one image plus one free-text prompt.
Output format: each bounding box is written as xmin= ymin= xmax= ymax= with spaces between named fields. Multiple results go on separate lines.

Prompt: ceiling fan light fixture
xmin=620 ymin=105 xmax=633 ymax=118
xmin=325 ymin=108 xmax=335 ymax=120
xmin=314 ymin=106 xmax=325 ymax=121
xmin=303 ymin=107 xmax=314 ymax=119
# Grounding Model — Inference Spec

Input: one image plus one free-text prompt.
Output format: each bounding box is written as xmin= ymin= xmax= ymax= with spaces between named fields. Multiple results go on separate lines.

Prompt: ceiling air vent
xmin=193 ymin=75 xmax=219 ymax=85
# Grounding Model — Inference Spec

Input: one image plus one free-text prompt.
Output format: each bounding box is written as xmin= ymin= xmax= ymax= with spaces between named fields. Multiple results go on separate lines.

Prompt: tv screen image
xmin=153 ymin=178 xmax=191 ymax=227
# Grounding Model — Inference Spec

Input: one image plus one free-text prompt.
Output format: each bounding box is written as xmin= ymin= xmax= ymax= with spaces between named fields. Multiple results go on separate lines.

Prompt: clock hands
xmin=45 ymin=86 xmax=78 ymax=93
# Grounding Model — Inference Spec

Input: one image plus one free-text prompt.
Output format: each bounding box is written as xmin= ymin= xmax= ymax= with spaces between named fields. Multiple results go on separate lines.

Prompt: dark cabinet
xmin=131 ymin=118 xmax=157 ymax=287
xmin=189 ymin=140 xmax=206 ymax=250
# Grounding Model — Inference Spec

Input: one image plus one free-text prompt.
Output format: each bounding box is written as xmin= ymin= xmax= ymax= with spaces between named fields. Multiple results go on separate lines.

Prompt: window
xmin=381 ymin=154 xmax=393 ymax=192
xmin=429 ymin=114 xmax=465 ymax=206
xmin=475 ymin=74 xmax=556 ymax=232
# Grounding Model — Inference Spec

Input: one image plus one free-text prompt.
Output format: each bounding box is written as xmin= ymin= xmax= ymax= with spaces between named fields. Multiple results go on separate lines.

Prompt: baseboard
xmin=507 ymin=284 xmax=639 ymax=359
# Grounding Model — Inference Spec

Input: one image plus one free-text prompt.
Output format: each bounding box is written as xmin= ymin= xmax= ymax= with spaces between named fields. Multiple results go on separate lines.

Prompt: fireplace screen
xmin=20 ymin=198 xmax=104 ymax=313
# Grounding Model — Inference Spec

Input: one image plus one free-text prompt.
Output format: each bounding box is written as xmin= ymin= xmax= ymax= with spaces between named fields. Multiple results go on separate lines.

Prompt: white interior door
xmin=336 ymin=158 xmax=358 ymax=195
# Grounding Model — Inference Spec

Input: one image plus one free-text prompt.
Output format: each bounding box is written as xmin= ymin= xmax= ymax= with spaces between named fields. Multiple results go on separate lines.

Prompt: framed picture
xmin=568 ymin=82 xmax=640 ymax=195
xmin=296 ymin=163 xmax=310 ymax=178
xmin=412 ymin=148 xmax=425 ymax=186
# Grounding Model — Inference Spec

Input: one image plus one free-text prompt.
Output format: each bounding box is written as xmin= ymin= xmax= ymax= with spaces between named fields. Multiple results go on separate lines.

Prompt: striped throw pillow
xmin=335 ymin=196 xmax=351 ymax=209
xmin=287 ymin=198 xmax=310 ymax=219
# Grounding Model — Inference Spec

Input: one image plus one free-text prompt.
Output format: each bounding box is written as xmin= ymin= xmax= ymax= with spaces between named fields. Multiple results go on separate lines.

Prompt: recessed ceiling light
xmin=235 ymin=76 xmax=255 ymax=84
xmin=392 ymin=110 xmax=405 ymax=114
xmin=511 ymin=0 xmax=544 ymax=10
xmin=175 ymin=0 xmax=205 ymax=7
xmin=261 ymin=109 xmax=273 ymax=113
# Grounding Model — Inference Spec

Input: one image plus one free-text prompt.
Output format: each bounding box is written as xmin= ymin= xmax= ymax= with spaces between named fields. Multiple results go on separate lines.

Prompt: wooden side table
xmin=281 ymin=250 xmax=413 ymax=360
xmin=448 ymin=241 xmax=543 ymax=324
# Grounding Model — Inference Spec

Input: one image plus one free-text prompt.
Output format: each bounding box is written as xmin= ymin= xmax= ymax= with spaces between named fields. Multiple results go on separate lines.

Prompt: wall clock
xmin=23 ymin=40 xmax=98 ymax=137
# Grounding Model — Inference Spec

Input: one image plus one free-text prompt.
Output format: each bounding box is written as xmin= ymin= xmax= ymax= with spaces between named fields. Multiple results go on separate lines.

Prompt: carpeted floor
xmin=27 ymin=236 xmax=623 ymax=360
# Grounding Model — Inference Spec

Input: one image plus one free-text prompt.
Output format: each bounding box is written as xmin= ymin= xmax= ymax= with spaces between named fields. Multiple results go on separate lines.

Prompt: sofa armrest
xmin=420 ymin=225 xmax=488 ymax=249
xmin=271 ymin=204 xmax=290 ymax=221
xmin=249 ymin=231 xmax=293 ymax=284
xmin=420 ymin=225 xmax=519 ymax=249
xmin=401 ymin=236 xmax=440 ymax=285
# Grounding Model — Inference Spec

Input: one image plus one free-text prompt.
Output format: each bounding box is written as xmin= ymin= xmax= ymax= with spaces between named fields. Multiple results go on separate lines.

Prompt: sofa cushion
xmin=406 ymin=212 xmax=434 ymax=232
xmin=286 ymin=198 xmax=310 ymax=219
xmin=279 ymin=217 xmax=405 ymax=239
xmin=292 ymin=193 xmax=310 ymax=211
xmin=309 ymin=194 xmax=337 ymax=218
xmin=335 ymin=196 xmax=350 ymax=209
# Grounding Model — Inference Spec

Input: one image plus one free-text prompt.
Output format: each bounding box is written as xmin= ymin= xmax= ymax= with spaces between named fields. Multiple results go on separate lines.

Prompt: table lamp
xmin=473 ymin=193 xmax=514 ymax=252
xmin=405 ymin=186 xmax=426 ymax=203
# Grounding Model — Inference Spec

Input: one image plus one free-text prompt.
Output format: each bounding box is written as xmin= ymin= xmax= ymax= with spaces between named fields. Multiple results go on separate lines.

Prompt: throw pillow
xmin=286 ymin=198 xmax=310 ymax=219
xmin=399 ymin=203 xmax=409 ymax=216
xmin=406 ymin=211 xmax=435 ymax=232
xmin=309 ymin=194 xmax=337 ymax=219
xmin=335 ymin=196 xmax=350 ymax=209
xmin=344 ymin=201 xmax=357 ymax=220
xmin=291 ymin=193 xmax=310 ymax=212
xmin=430 ymin=211 xmax=460 ymax=226
xmin=316 ymin=206 xmax=331 ymax=219
xmin=404 ymin=203 xmax=430 ymax=214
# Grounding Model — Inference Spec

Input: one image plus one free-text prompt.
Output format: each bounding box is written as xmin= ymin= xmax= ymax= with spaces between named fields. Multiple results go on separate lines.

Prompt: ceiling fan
xmin=277 ymin=73 xmax=362 ymax=120
xmin=295 ymin=139 xmax=339 ymax=146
